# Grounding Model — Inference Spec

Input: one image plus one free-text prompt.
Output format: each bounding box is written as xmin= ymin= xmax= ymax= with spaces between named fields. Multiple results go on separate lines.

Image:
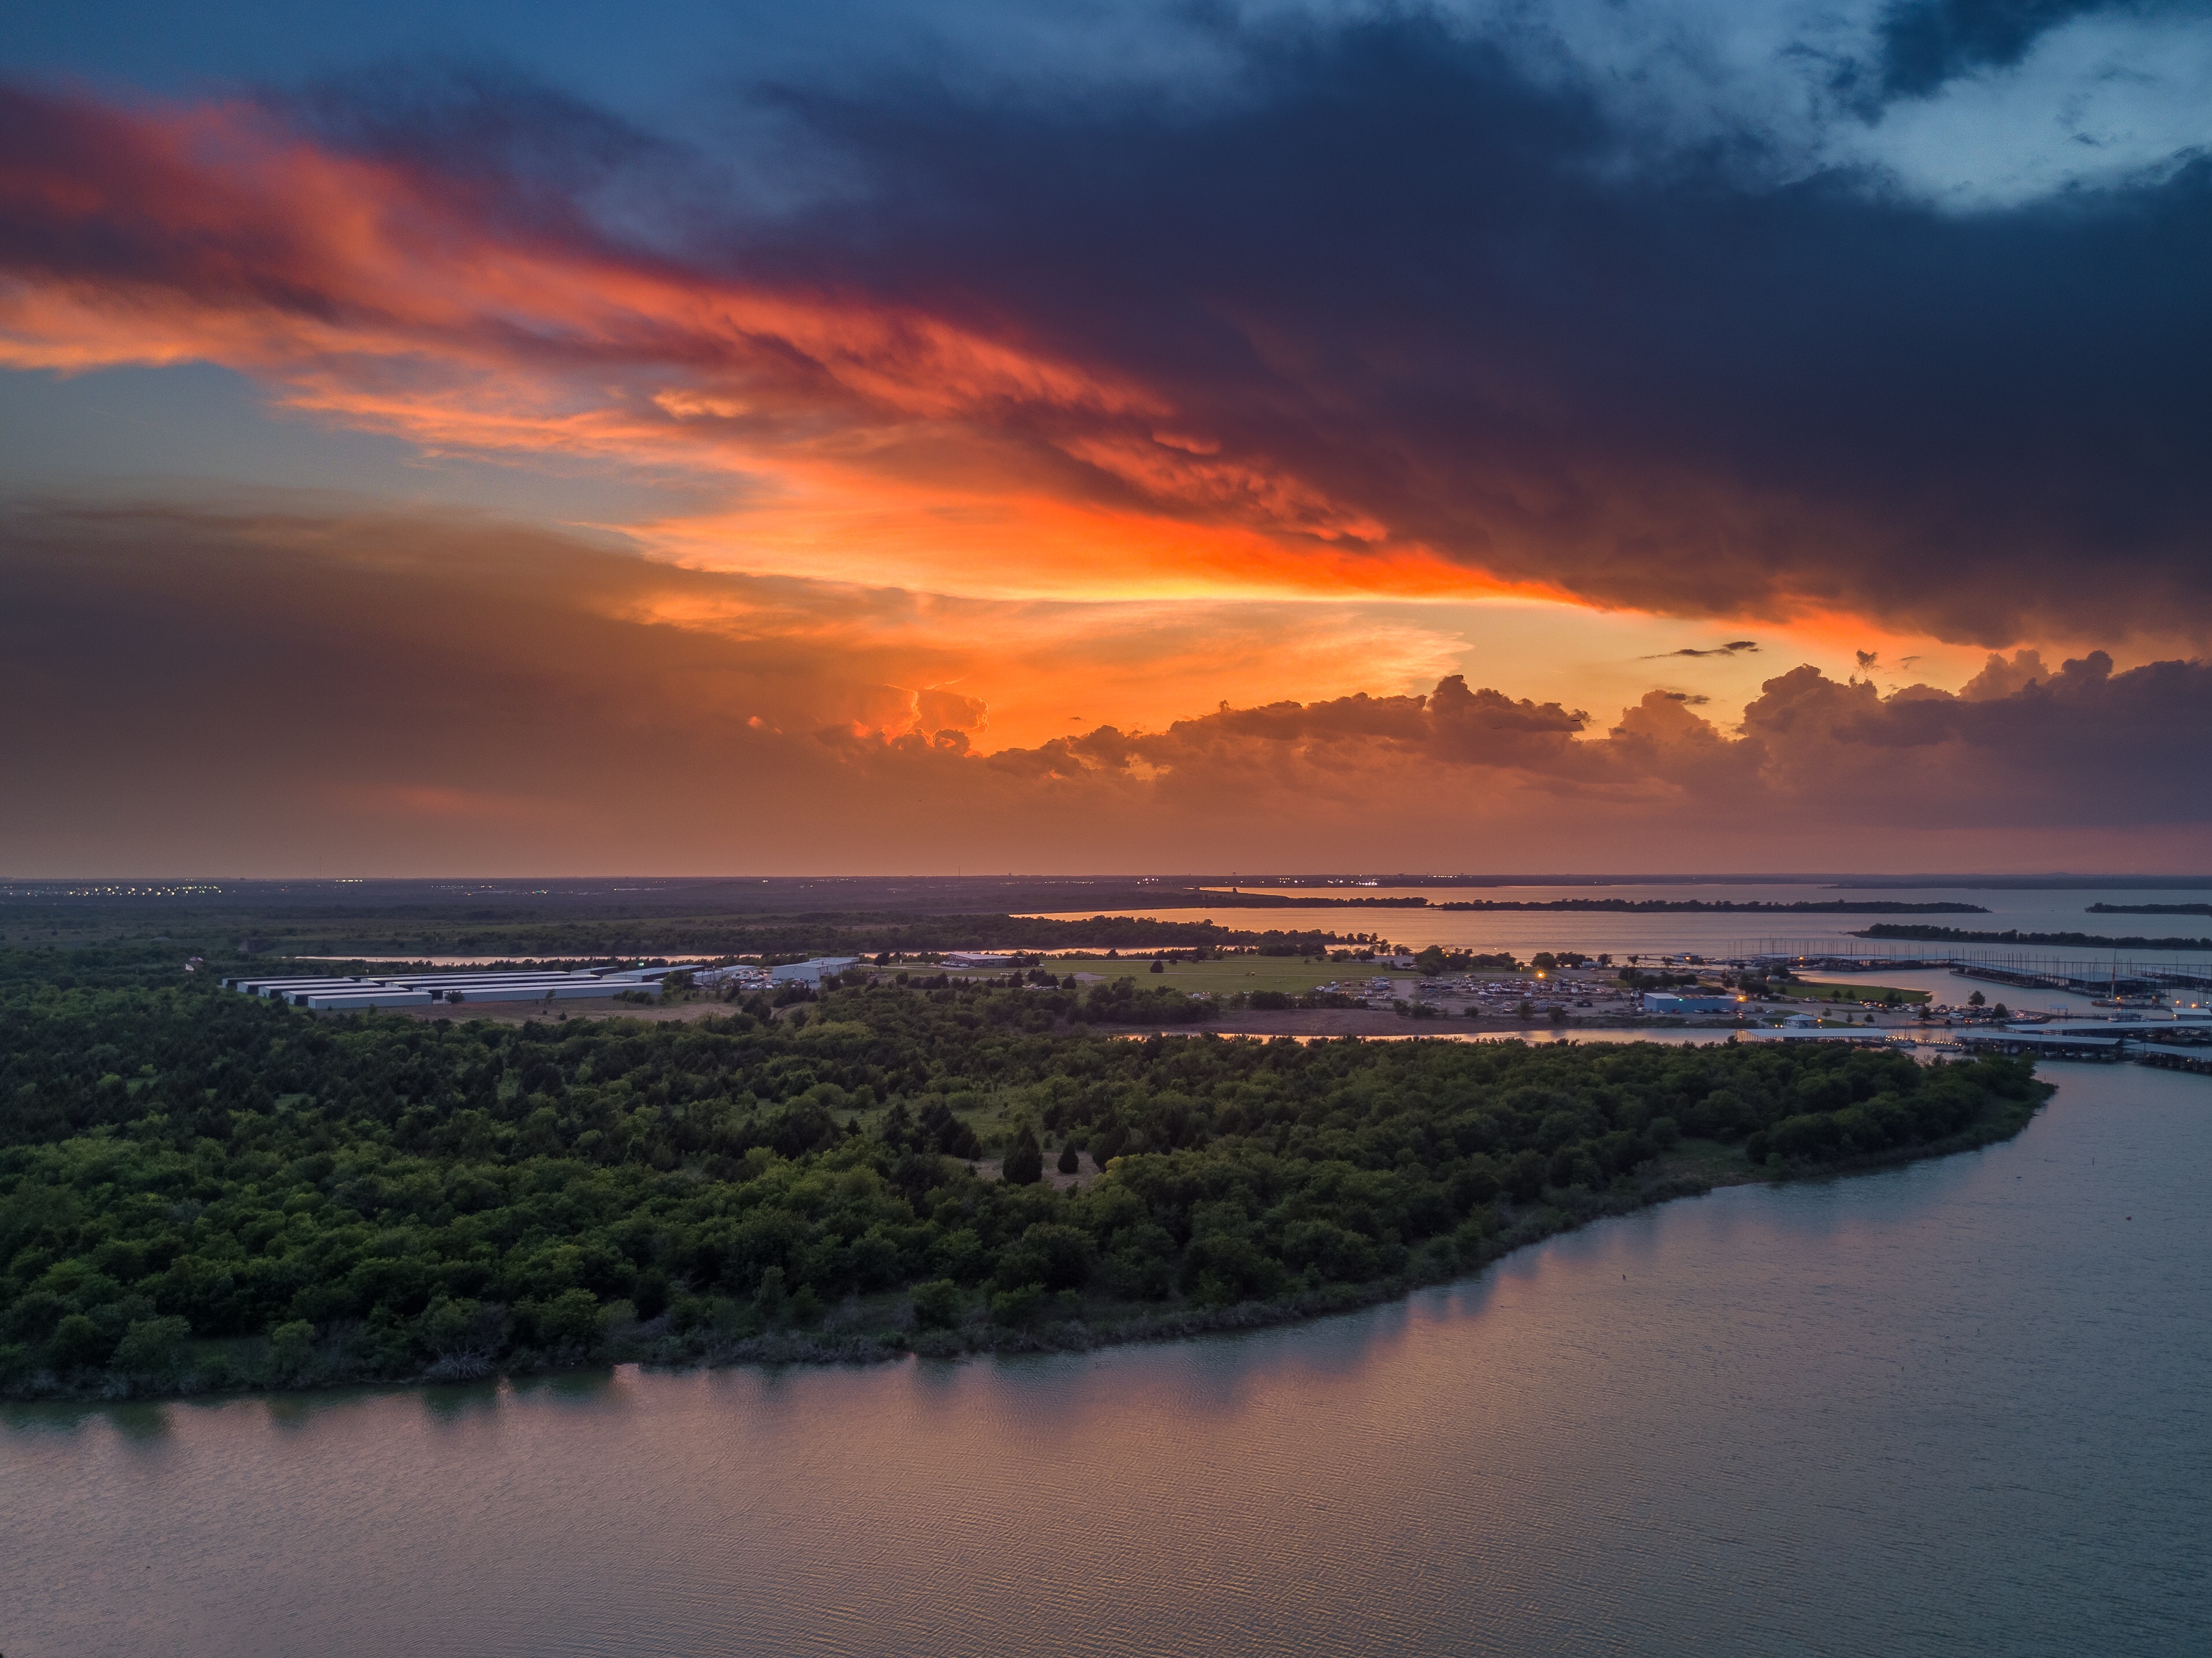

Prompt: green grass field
xmin=1790 ymin=981 xmax=1931 ymax=1005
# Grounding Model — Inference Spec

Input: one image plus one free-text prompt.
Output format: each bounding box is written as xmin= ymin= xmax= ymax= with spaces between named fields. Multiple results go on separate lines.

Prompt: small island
xmin=0 ymin=947 xmax=2047 ymax=1398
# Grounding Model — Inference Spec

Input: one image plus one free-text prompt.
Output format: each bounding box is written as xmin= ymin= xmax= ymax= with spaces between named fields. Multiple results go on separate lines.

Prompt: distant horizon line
xmin=7 ymin=873 xmax=2212 ymax=889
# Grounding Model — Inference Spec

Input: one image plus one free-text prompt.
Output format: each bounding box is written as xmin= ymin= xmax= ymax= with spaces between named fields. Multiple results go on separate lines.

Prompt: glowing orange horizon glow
xmin=626 ymin=483 xmax=1556 ymax=603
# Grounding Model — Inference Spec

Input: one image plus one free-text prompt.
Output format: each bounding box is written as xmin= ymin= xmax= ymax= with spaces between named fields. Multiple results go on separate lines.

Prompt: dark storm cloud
xmin=5 ymin=12 xmax=2211 ymax=646
xmin=725 ymin=14 xmax=2212 ymax=642
xmin=1874 ymin=1 xmax=2155 ymax=97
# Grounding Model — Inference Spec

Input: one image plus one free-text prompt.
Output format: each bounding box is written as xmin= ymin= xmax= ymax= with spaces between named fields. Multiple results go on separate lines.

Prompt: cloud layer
xmin=5 ymin=9 xmax=2210 ymax=874
xmin=5 ymin=24 xmax=2211 ymax=643
xmin=4 ymin=502 xmax=2202 ymax=873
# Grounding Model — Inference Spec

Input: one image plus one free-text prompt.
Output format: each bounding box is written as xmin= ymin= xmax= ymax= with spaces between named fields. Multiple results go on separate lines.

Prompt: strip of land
xmin=1858 ymin=923 xmax=2212 ymax=951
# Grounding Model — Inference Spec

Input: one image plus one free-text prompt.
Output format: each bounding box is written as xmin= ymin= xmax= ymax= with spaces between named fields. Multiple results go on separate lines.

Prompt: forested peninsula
xmin=1 ymin=951 xmax=2047 ymax=1399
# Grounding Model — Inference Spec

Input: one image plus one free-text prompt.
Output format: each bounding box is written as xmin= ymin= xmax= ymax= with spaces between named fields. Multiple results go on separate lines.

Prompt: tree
xmin=1056 ymin=1142 xmax=1080 ymax=1175
xmin=49 ymin=1313 xmax=113 ymax=1373
xmin=1968 ymin=990 xmax=1986 ymax=1007
xmin=754 ymin=1268 xmax=790 ymax=1326
xmin=1149 ymin=958 xmax=1165 ymax=974
xmin=531 ymin=1287 xmax=602 ymax=1348
xmin=1003 ymin=1122 xmax=1045 ymax=1184
xmin=1089 ymin=1121 xmax=1128 ymax=1168
xmin=1504 ymin=1149 xmax=1547 ymax=1203
xmin=910 ymin=1279 xmax=962 ymax=1329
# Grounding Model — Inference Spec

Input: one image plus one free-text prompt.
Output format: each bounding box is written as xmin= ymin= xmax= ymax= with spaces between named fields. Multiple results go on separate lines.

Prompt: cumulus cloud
xmin=916 ymin=687 xmax=988 ymax=733
xmin=1960 ymin=647 xmax=2050 ymax=699
xmin=1010 ymin=650 xmax=2212 ymax=834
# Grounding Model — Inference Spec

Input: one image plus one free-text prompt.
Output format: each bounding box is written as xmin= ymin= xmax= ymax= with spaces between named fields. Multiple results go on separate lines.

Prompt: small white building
xmin=770 ymin=956 xmax=862 ymax=986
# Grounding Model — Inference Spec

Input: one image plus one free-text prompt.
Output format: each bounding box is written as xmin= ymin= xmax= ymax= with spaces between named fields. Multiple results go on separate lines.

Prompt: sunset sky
xmin=5 ymin=1 xmax=2210 ymax=874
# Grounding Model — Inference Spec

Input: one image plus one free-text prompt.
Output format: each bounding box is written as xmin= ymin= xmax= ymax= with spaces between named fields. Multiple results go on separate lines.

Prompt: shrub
xmin=910 ymin=1279 xmax=963 ymax=1329
xmin=114 ymin=1316 xmax=191 ymax=1383
xmin=267 ymin=1321 xmax=316 ymax=1383
xmin=527 ymin=1288 xmax=602 ymax=1349
xmin=989 ymin=1283 xmax=1045 ymax=1326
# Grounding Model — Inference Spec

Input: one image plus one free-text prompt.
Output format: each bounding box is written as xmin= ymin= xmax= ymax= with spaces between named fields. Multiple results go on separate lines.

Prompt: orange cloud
xmin=5 ymin=501 xmax=2206 ymax=874
xmin=5 ymin=73 xmax=2210 ymax=658
xmin=0 ymin=84 xmax=1480 ymax=611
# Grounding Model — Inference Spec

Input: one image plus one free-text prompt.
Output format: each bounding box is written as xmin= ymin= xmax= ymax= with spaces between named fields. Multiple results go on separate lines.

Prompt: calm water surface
xmin=5 ymin=1065 xmax=2207 ymax=1657
xmin=1022 ymin=883 xmax=2212 ymax=967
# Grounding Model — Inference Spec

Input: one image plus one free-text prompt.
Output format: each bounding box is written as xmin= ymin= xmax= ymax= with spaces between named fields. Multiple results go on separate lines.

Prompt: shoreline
xmin=6 ymin=1088 xmax=2046 ymax=1405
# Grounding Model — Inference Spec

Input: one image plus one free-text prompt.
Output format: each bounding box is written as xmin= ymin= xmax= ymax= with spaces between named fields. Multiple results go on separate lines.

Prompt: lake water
xmin=5 ymin=1064 xmax=2207 ymax=1657
xmin=1020 ymin=883 xmax=2212 ymax=969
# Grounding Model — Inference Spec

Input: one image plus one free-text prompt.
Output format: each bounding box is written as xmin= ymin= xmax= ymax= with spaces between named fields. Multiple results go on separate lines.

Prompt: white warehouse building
xmin=769 ymin=957 xmax=862 ymax=985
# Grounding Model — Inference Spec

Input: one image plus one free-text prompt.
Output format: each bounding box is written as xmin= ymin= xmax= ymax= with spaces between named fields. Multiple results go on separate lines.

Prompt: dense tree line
xmin=0 ymin=952 xmax=2045 ymax=1395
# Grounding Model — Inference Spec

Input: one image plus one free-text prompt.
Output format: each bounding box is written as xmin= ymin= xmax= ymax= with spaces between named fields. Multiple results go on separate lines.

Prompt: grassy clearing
xmin=1791 ymin=981 xmax=1931 ymax=1005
